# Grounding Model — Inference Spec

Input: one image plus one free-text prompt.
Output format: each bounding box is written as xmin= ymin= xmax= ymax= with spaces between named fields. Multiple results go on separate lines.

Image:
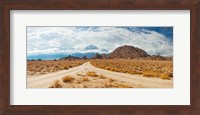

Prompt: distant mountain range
xmin=28 ymin=45 xmax=172 ymax=60
xmin=27 ymin=54 xmax=67 ymax=60
xmin=27 ymin=45 xmax=109 ymax=60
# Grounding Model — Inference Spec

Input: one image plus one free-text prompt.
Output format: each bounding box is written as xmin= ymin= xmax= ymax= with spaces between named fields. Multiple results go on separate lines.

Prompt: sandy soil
xmin=27 ymin=62 xmax=173 ymax=88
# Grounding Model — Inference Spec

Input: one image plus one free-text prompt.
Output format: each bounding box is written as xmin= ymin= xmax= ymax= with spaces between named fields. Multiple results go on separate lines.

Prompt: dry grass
xmin=142 ymin=72 xmax=159 ymax=77
xmin=87 ymin=71 xmax=98 ymax=77
xmin=108 ymin=78 xmax=115 ymax=82
xmin=167 ymin=73 xmax=173 ymax=77
xmin=63 ymin=66 xmax=69 ymax=69
xmin=119 ymin=84 xmax=132 ymax=88
xmin=76 ymin=73 xmax=85 ymax=77
xmin=49 ymin=80 xmax=62 ymax=88
xmin=98 ymin=74 xmax=106 ymax=79
xmin=160 ymin=74 xmax=170 ymax=79
xmin=62 ymin=75 xmax=74 ymax=83
xmin=82 ymin=77 xmax=89 ymax=81
xmin=52 ymin=72 xmax=142 ymax=88
xmin=112 ymin=83 xmax=132 ymax=88
xmin=27 ymin=60 xmax=87 ymax=76
xmin=91 ymin=59 xmax=173 ymax=79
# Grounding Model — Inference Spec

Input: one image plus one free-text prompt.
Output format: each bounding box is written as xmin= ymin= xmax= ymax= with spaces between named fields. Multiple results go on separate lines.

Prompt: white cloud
xmin=27 ymin=27 xmax=173 ymax=56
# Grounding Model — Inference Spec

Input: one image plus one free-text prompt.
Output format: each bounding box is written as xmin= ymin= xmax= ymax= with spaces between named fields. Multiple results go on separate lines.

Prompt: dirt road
xmin=27 ymin=62 xmax=173 ymax=88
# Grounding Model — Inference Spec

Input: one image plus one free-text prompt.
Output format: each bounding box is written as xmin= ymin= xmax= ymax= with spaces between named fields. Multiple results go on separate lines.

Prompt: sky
xmin=27 ymin=26 xmax=173 ymax=56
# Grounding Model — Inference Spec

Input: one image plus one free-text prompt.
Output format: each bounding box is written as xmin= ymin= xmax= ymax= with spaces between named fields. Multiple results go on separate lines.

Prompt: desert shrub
xmin=105 ymin=67 xmax=110 ymax=70
xmin=68 ymin=65 xmax=72 ymax=68
xmin=63 ymin=66 xmax=68 ymax=69
xmin=142 ymin=72 xmax=152 ymax=77
xmin=77 ymin=73 xmax=85 ymax=77
xmin=62 ymin=75 xmax=74 ymax=83
xmin=87 ymin=71 xmax=98 ymax=77
xmin=160 ymin=74 xmax=170 ymax=79
xmin=108 ymin=78 xmax=115 ymax=82
xmin=118 ymin=83 xmax=132 ymax=88
xmin=82 ymin=77 xmax=89 ymax=81
xmin=168 ymin=72 xmax=173 ymax=77
xmin=114 ymin=69 xmax=121 ymax=72
xmin=142 ymin=72 xmax=159 ymax=77
xmin=98 ymin=74 xmax=106 ymax=79
xmin=110 ymin=68 xmax=116 ymax=71
xmin=50 ymin=80 xmax=62 ymax=88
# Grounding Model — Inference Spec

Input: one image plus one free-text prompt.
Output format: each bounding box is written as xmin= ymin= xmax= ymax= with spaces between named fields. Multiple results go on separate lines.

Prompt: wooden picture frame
xmin=0 ymin=0 xmax=199 ymax=114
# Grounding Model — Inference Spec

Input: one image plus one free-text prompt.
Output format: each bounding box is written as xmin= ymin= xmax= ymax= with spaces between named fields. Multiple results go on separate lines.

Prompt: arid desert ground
xmin=27 ymin=59 xmax=173 ymax=88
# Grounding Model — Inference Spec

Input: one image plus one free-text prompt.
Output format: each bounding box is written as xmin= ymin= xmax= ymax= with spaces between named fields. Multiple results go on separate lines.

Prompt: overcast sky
xmin=27 ymin=26 xmax=173 ymax=56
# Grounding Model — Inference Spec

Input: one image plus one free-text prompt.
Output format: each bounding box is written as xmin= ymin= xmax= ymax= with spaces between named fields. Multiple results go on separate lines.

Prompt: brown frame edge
xmin=0 ymin=0 xmax=200 ymax=115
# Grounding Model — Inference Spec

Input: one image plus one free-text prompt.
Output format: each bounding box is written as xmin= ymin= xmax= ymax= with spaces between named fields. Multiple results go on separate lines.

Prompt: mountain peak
xmin=84 ymin=45 xmax=98 ymax=50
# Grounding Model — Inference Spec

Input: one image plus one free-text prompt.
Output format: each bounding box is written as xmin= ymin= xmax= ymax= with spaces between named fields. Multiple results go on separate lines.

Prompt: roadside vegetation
xmin=49 ymin=71 xmax=144 ymax=88
xmin=27 ymin=60 xmax=87 ymax=76
xmin=91 ymin=59 xmax=172 ymax=79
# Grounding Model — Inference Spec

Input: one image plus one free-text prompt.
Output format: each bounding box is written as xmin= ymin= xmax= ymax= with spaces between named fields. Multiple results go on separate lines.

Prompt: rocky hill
xmin=92 ymin=53 xmax=108 ymax=59
xmin=60 ymin=55 xmax=80 ymax=60
xmin=109 ymin=45 xmax=148 ymax=59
